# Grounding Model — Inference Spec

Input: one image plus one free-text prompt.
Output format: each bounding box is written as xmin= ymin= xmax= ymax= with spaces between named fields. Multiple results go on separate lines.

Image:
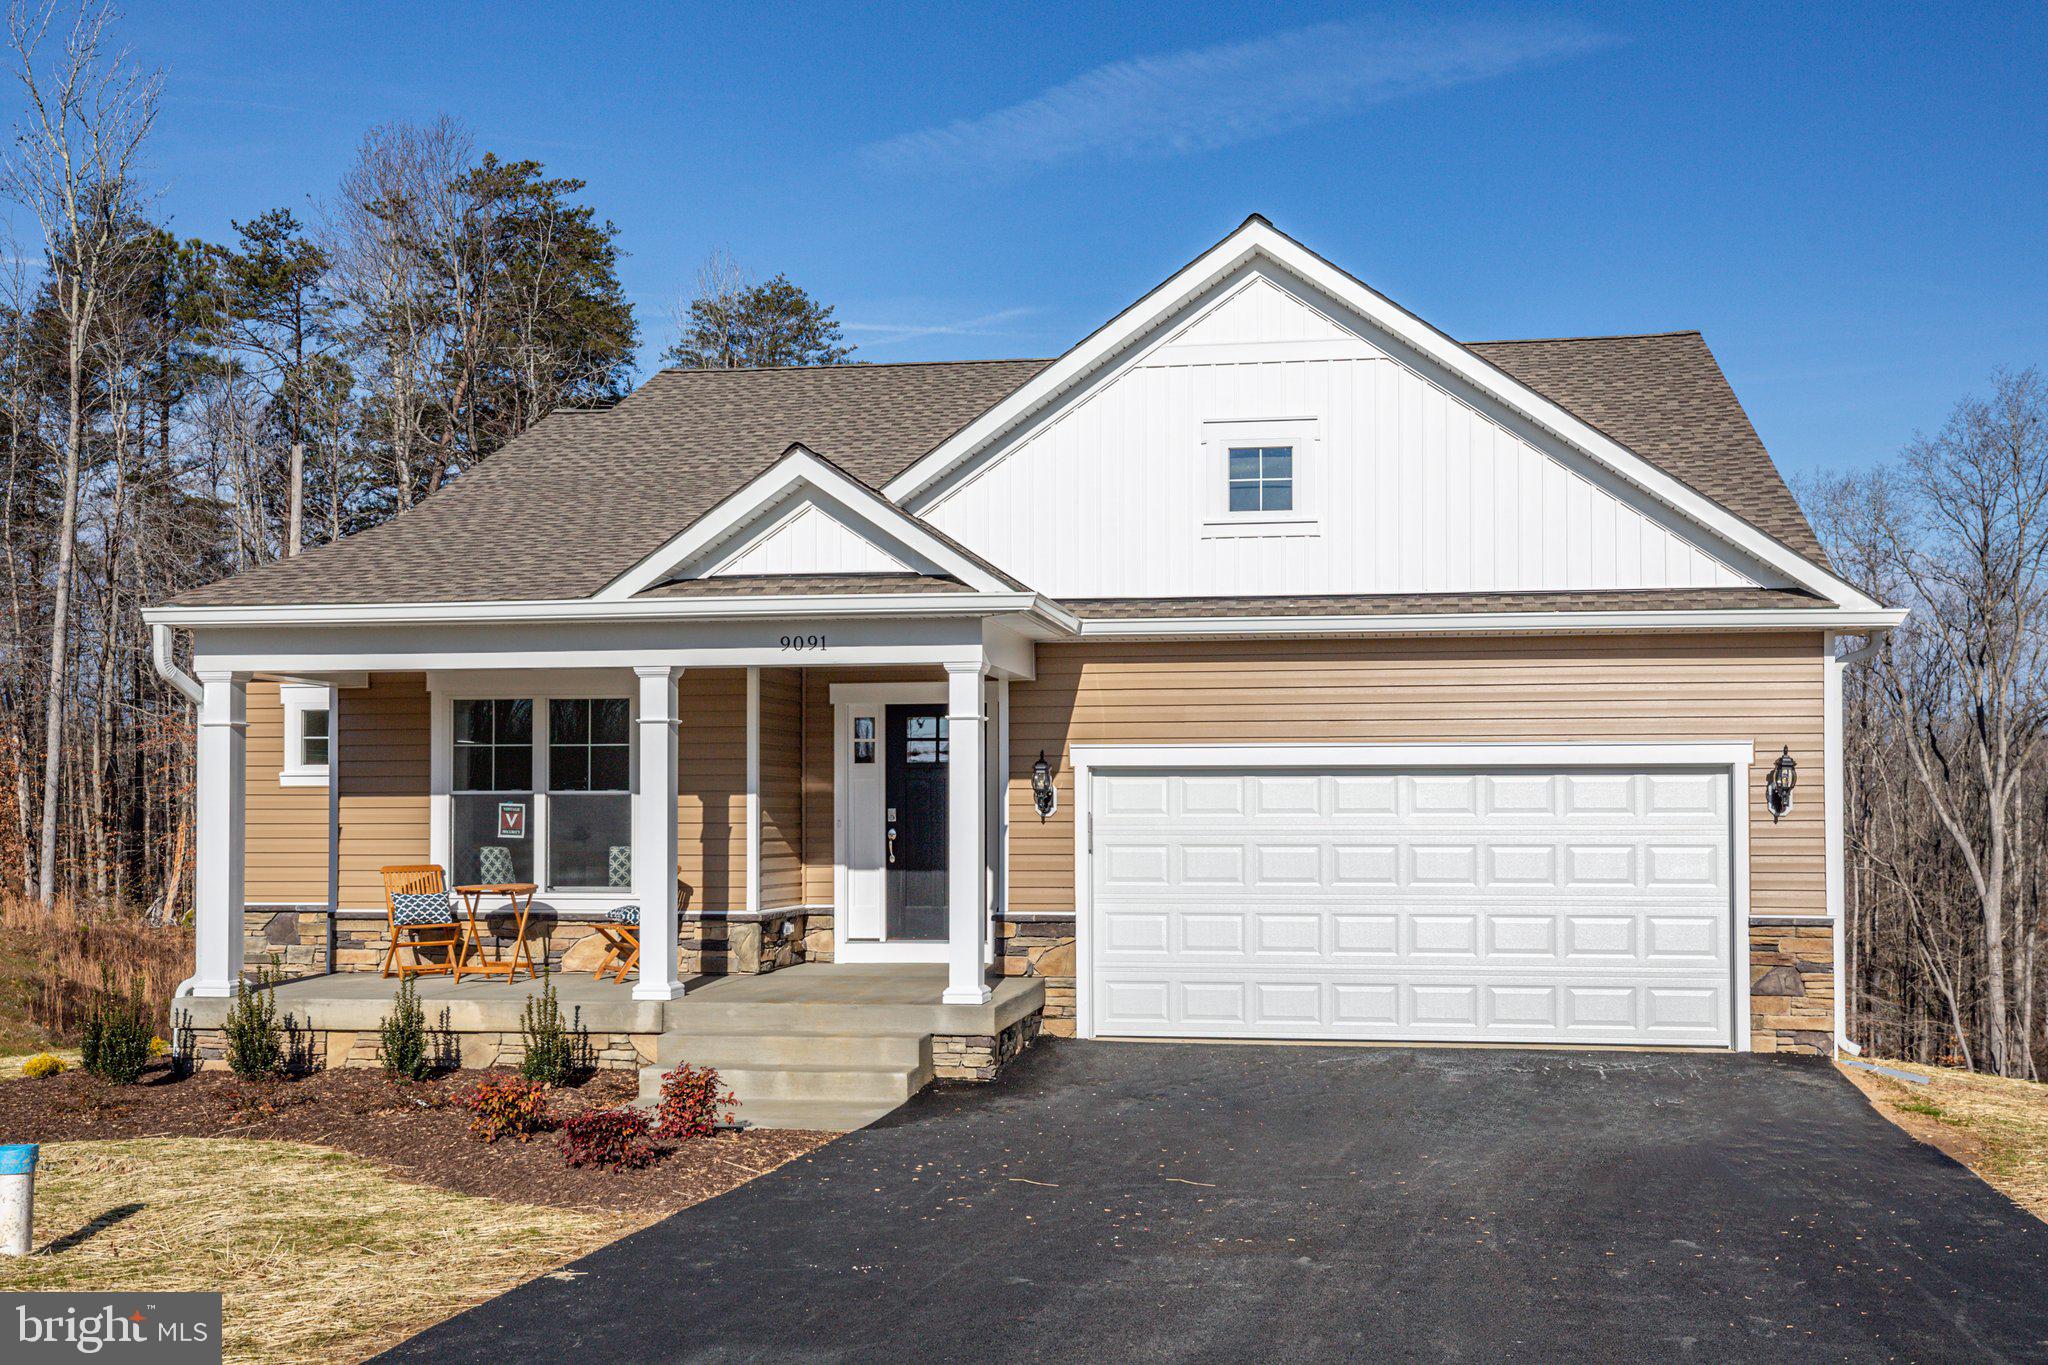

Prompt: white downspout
xmin=1830 ymin=628 xmax=1891 ymax=1058
xmin=149 ymin=623 xmax=204 ymax=1005
xmin=151 ymin=622 xmax=202 ymax=704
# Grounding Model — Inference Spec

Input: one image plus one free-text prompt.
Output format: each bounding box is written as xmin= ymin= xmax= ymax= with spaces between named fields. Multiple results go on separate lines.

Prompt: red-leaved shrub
xmin=560 ymin=1106 xmax=663 ymax=1169
xmin=462 ymin=1075 xmax=552 ymax=1143
xmin=650 ymin=1061 xmax=737 ymax=1141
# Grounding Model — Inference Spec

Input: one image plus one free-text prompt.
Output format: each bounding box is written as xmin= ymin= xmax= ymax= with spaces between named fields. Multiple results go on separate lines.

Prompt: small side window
xmin=300 ymin=709 xmax=330 ymax=768
xmin=279 ymin=683 xmax=334 ymax=786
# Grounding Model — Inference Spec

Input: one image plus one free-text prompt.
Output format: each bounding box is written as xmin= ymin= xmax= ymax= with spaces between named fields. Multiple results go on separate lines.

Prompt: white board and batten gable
xmin=905 ymin=265 xmax=1764 ymax=601
xmin=699 ymin=493 xmax=932 ymax=579
xmin=886 ymin=218 xmax=1886 ymax=616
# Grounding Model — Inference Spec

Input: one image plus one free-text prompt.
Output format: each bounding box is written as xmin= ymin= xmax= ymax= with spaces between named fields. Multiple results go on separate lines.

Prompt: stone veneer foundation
xmin=1748 ymin=918 xmax=1837 ymax=1055
xmin=242 ymin=905 xmax=836 ymax=981
xmin=998 ymin=914 xmax=1077 ymax=1037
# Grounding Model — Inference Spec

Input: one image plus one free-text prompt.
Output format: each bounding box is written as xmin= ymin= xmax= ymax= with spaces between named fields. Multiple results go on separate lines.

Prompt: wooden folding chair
xmin=591 ymin=906 xmax=639 ymax=984
xmin=379 ymin=865 xmax=467 ymax=979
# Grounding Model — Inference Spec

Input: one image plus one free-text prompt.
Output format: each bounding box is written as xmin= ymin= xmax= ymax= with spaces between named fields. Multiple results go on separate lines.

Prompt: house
xmin=147 ymin=217 xmax=1900 ymax=1111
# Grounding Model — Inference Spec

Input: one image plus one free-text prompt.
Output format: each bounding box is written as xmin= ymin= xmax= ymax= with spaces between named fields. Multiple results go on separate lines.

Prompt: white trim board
xmin=885 ymin=217 xmax=1883 ymax=615
xmin=1067 ymin=740 xmax=1755 ymax=1053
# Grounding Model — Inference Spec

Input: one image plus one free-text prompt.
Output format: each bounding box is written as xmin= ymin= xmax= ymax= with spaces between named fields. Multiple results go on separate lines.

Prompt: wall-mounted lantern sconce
xmin=1031 ymin=750 xmax=1058 ymax=821
xmin=1766 ymin=746 xmax=1797 ymax=822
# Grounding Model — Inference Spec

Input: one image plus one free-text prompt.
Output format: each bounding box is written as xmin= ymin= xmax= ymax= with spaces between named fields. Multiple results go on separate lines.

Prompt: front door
xmin=883 ymin=704 xmax=949 ymax=940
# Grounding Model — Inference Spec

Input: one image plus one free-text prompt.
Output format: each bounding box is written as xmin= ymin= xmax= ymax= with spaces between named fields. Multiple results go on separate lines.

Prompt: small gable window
xmin=1202 ymin=417 xmax=1319 ymax=537
xmin=1227 ymin=446 xmax=1293 ymax=513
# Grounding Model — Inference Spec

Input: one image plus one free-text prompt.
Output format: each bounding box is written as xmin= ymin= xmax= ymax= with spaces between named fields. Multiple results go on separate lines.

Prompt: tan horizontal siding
xmin=1006 ymin=633 xmax=1827 ymax=917
xmin=758 ymin=668 xmax=806 ymax=909
xmin=338 ymin=674 xmax=431 ymax=908
xmin=678 ymin=670 xmax=746 ymax=913
xmin=245 ymin=680 xmax=328 ymax=903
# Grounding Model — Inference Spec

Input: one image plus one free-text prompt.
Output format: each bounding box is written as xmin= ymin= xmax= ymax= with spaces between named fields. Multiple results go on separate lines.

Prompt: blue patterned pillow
xmin=605 ymin=905 xmax=640 ymax=926
xmin=391 ymin=891 xmax=453 ymax=926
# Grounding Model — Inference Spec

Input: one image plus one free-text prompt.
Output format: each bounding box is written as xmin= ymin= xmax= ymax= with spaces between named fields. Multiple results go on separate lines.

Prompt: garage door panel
xmin=1091 ymin=766 xmax=1736 ymax=1047
xmin=1091 ymin=969 xmax=1730 ymax=1043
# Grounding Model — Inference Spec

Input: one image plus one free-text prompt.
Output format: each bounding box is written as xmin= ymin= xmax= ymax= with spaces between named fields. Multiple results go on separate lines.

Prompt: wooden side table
xmin=451 ymin=883 xmax=539 ymax=983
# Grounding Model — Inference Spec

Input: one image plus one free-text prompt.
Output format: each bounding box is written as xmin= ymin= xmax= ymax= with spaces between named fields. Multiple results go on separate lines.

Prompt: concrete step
xmin=652 ymin=1059 xmax=930 ymax=1107
xmin=655 ymin=1029 xmax=929 ymax=1071
xmin=660 ymin=998 xmax=991 ymax=1035
xmin=725 ymin=1097 xmax=907 ymax=1133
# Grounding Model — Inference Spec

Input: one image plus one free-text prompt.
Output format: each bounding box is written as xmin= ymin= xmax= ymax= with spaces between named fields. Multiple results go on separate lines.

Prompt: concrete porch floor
xmin=179 ymin=962 xmax=1043 ymax=1039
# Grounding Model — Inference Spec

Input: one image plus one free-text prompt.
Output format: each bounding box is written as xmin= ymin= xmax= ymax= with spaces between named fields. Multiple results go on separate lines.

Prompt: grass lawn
xmin=0 ymin=1137 xmax=644 ymax=1364
xmin=1841 ymin=1058 xmax=2048 ymax=1221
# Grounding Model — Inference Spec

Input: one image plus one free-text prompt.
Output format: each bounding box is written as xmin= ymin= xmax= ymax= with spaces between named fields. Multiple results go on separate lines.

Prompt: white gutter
xmin=1831 ymin=624 xmax=1896 ymax=1058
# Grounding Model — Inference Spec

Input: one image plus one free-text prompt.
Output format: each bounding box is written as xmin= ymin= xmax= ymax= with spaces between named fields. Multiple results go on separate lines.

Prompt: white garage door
xmin=1088 ymin=767 xmax=1735 ymax=1046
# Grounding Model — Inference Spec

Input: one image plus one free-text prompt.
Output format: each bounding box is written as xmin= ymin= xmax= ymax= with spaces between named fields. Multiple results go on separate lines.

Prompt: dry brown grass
xmin=1843 ymin=1058 xmax=2048 ymax=1220
xmin=0 ymin=1138 xmax=644 ymax=1364
xmin=0 ymin=892 xmax=191 ymax=1048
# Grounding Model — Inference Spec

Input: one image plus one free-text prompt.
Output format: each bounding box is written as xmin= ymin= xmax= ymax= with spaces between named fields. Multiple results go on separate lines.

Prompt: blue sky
xmin=54 ymin=1 xmax=2048 ymax=477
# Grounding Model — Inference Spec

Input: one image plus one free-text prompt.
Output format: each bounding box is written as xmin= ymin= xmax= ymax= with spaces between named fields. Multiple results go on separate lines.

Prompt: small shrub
xmin=169 ymin=1009 xmax=196 ymax=1080
xmin=20 ymin=1053 xmax=65 ymax=1079
xmin=223 ymin=970 xmax=286 ymax=1079
xmin=82 ymin=975 xmax=154 ymax=1084
xmin=651 ymin=1061 xmax=738 ymax=1141
xmin=462 ymin=1075 xmax=553 ymax=1143
xmin=518 ymin=974 xmax=590 ymax=1086
xmin=560 ymin=1106 xmax=663 ymax=1169
xmin=147 ymin=1036 xmax=169 ymax=1059
xmin=378 ymin=977 xmax=435 ymax=1080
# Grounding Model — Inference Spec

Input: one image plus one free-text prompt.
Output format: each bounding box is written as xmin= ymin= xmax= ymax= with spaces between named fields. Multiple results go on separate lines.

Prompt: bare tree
xmin=1810 ymin=371 xmax=2048 ymax=1076
xmin=0 ymin=0 xmax=159 ymax=906
xmin=667 ymin=247 xmax=747 ymax=365
xmin=326 ymin=118 xmax=466 ymax=509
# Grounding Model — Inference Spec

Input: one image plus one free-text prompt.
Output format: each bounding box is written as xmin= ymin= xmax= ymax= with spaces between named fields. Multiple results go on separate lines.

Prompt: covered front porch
xmin=164 ymin=587 xmax=1059 ymax=1041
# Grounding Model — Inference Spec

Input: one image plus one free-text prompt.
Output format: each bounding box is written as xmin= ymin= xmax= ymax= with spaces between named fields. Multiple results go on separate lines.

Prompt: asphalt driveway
xmin=384 ymin=1041 xmax=2048 ymax=1362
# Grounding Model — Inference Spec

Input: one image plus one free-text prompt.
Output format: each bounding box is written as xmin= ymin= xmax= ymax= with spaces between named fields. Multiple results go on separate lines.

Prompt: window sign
xmin=497 ymin=802 xmax=527 ymax=839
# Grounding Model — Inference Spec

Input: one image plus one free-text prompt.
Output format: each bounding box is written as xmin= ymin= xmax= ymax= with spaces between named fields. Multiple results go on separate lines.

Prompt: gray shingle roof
xmin=170 ymin=360 xmax=1048 ymax=608
xmin=1465 ymin=331 xmax=1824 ymax=561
xmin=166 ymin=334 xmax=1826 ymax=609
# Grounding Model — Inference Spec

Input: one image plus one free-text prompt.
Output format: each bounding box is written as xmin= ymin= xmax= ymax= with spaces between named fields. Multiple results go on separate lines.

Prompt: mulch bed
xmin=0 ymin=1064 xmax=831 ymax=1216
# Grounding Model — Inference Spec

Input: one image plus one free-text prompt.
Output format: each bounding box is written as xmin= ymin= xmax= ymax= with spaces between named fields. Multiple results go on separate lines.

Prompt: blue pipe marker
xmin=0 ymin=1145 xmax=37 ymax=1174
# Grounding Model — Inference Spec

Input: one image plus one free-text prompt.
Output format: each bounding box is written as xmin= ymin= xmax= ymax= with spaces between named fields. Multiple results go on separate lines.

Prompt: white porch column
xmin=633 ymin=666 xmax=685 ymax=1001
xmin=190 ymin=671 xmax=247 ymax=997
xmin=944 ymin=661 xmax=992 ymax=1005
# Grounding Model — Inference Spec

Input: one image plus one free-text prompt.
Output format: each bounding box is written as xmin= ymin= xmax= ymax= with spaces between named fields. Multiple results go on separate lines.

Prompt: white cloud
xmin=843 ymin=305 xmax=1042 ymax=348
xmin=860 ymin=16 xmax=1614 ymax=179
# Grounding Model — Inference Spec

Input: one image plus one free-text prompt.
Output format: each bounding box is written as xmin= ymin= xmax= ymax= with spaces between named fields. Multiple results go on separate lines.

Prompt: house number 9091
xmin=779 ymin=634 xmax=827 ymax=651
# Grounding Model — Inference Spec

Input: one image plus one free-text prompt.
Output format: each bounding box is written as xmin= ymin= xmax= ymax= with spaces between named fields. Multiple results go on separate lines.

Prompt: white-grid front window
xmin=448 ymin=693 xmax=633 ymax=893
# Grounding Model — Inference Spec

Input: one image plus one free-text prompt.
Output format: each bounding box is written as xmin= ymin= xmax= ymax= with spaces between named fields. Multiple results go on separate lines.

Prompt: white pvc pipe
xmin=0 ymin=1144 xmax=37 ymax=1256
